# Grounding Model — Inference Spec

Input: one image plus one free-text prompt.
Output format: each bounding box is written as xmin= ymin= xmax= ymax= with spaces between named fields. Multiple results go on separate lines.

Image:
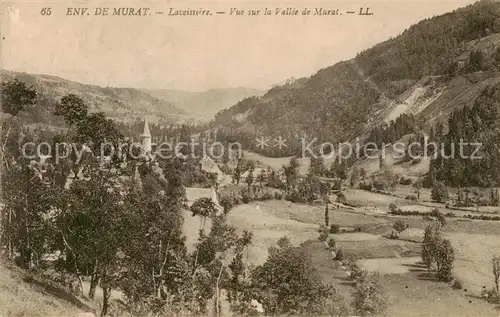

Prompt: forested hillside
xmin=0 ymin=70 xmax=191 ymax=126
xmin=214 ymin=1 xmax=500 ymax=153
xmin=429 ymin=82 xmax=500 ymax=187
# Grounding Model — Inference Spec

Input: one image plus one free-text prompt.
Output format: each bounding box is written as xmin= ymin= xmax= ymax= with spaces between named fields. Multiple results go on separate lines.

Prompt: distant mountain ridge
xmin=142 ymin=87 xmax=262 ymax=119
xmin=0 ymin=70 xmax=190 ymax=124
xmin=214 ymin=1 xmax=500 ymax=146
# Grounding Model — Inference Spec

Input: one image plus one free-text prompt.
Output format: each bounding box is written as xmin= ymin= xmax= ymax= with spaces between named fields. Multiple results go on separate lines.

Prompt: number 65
xmin=40 ymin=7 xmax=52 ymax=15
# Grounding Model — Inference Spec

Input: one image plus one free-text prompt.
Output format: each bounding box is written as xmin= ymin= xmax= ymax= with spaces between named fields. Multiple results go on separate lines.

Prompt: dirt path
xmin=302 ymin=241 xmax=499 ymax=316
xmin=300 ymin=240 xmax=355 ymax=313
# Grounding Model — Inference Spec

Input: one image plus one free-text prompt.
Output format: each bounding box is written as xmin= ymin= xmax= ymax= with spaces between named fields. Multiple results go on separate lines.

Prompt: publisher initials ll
xmin=359 ymin=7 xmax=373 ymax=15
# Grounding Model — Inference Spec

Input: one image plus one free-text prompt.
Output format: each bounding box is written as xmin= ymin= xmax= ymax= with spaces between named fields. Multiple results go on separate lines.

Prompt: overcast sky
xmin=1 ymin=0 xmax=476 ymax=91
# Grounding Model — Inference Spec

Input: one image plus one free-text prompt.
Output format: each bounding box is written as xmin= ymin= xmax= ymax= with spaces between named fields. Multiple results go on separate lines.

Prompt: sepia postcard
xmin=1 ymin=0 xmax=500 ymax=316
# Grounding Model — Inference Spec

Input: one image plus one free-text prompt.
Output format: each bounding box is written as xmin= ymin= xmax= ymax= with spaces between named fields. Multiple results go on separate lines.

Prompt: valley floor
xmin=197 ymin=187 xmax=500 ymax=316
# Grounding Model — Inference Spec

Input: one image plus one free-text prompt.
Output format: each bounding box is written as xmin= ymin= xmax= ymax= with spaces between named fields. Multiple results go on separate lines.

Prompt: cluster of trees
xmin=0 ymin=81 xmax=215 ymax=316
xmin=280 ymin=157 xmax=330 ymax=205
xmin=431 ymin=181 xmax=450 ymax=203
xmin=2 ymin=150 xmax=259 ymax=317
xmin=481 ymin=255 xmax=500 ymax=303
xmin=253 ymin=235 xmax=387 ymax=316
xmin=356 ymin=1 xmax=500 ymax=96
xmin=213 ymin=2 xmax=500 ymax=156
xmin=421 ymin=221 xmax=455 ymax=282
xmin=2 ymin=78 xmax=368 ymax=317
xmin=320 ymin=234 xmax=387 ymax=316
xmin=214 ymin=126 xmax=303 ymax=157
xmin=1 ymin=79 xmax=259 ymax=316
xmin=0 ymin=74 xmax=69 ymax=127
xmin=353 ymin=271 xmax=388 ymax=316
xmin=252 ymin=237 xmax=348 ymax=315
xmin=454 ymin=187 xmax=500 ymax=209
xmin=428 ymin=82 xmax=500 ymax=190
xmin=390 ymin=220 xmax=408 ymax=239
xmin=456 ymin=46 xmax=500 ymax=75
xmin=365 ymin=114 xmax=420 ymax=147
xmin=214 ymin=61 xmax=380 ymax=154
xmin=115 ymin=119 xmax=206 ymax=144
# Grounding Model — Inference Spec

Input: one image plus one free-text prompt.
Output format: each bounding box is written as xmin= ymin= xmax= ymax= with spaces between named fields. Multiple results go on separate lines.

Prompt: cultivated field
xmin=226 ymin=201 xmax=319 ymax=265
xmin=214 ymin=184 xmax=500 ymax=315
xmin=300 ymin=238 xmax=500 ymax=316
xmin=181 ymin=169 xmax=500 ymax=315
xmin=381 ymin=271 xmax=499 ymax=316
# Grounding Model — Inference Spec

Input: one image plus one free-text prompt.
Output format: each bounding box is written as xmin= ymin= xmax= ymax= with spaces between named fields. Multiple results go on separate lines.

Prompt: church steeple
xmin=141 ymin=116 xmax=152 ymax=155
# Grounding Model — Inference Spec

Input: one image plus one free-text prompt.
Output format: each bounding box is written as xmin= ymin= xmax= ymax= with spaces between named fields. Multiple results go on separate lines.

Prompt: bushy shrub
xmin=273 ymin=191 xmax=283 ymax=200
xmin=465 ymin=214 xmax=500 ymax=221
xmin=435 ymin=239 xmax=455 ymax=282
xmin=253 ymin=245 xmax=347 ymax=315
xmin=399 ymin=177 xmax=413 ymax=185
xmin=318 ymin=231 xmax=329 ymax=242
xmin=389 ymin=230 xmax=398 ymax=239
xmin=241 ymin=188 xmax=251 ymax=204
xmin=318 ymin=226 xmax=329 ymax=242
xmin=327 ymin=238 xmax=336 ymax=250
xmin=319 ymin=225 xmax=329 ymax=233
xmin=347 ymin=261 xmax=363 ymax=281
xmin=373 ymin=189 xmax=392 ymax=196
xmin=353 ymin=271 xmax=387 ymax=316
xmin=393 ymin=220 xmax=407 ymax=233
xmin=389 ymin=203 xmax=399 ymax=213
xmin=481 ymin=288 xmax=500 ymax=304
xmin=276 ymin=236 xmax=291 ymax=249
xmin=296 ymin=178 xmax=318 ymax=204
xmin=260 ymin=192 xmax=273 ymax=201
xmin=478 ymin=197 xmax=490 ymax=207
xmin=431 ymin=181 xmax=449 ymax=203
xmin=431 ymin=208 xmax=446 ymax=226
xmin=373 ymin=180 xmax=388 ymax=191
xmin=40 ymin=269 xmax=83 ymax=296
xmin=219 ymin=195 xmax=234 ymax=215
xmin=359 ymin=182 xmax=373 ymax=191
xmin=422 ymin=221 xmax=443 ymax=269
xmin=354 ymin=226 xmax=366 ymax=232
xmin=335 ymin=249 xmax=344 ymax=261
xmin=330 ymin=224 xmax=340 ymax=234
xmin=405 ymin=195 xmax=417 ymax=201
xmin=285 ymin=189 xmax=301 ymax=203
xmin=332 ymin=179 xmax=342 ymax=191
xmin=267 ymin=173 xmax=285 ymax=189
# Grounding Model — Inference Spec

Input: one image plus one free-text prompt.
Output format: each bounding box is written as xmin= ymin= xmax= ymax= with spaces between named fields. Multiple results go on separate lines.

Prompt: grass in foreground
xmin=0 ymin=260 xmax=93 ymax=317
